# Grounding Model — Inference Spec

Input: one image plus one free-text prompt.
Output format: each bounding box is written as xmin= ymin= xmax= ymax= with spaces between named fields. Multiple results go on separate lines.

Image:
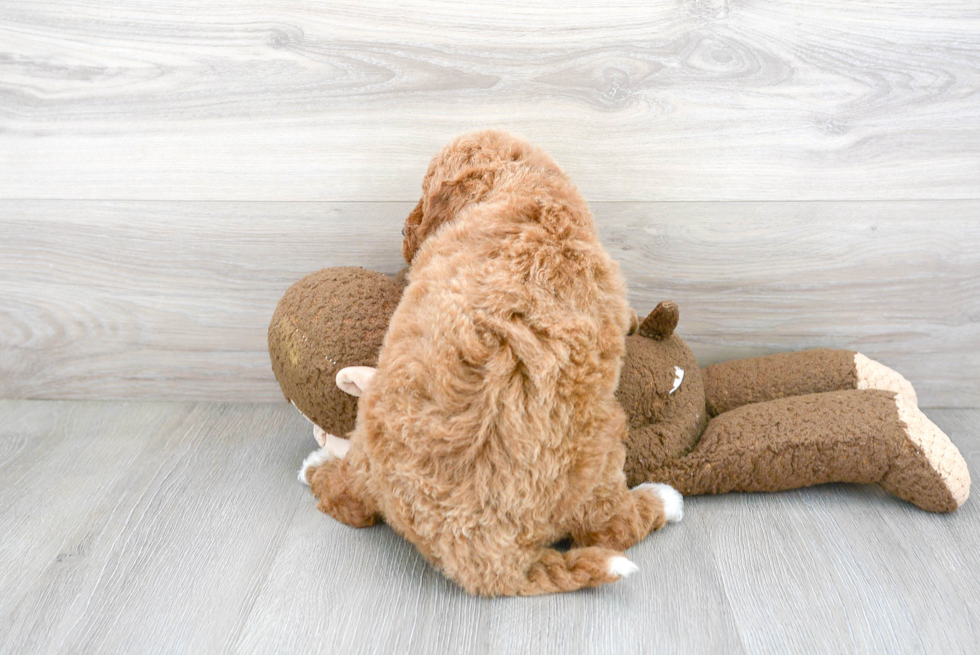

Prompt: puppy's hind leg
xmin=301 ymin=447 xmax=381 ymax=528
xmin=569 ymin=450 xmax=682 ymax=552
xmin=298 ymin=433 xmax=351 ymax=484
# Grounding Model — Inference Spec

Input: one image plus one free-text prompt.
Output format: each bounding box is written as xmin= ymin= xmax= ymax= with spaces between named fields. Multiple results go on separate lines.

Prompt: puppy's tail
xmin=515 ymin=547 xmax=637 ymax=596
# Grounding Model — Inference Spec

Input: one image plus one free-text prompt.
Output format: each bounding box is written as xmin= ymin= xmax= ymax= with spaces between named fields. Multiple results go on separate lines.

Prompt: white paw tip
xmin=297 ymin=447 xmax=337 ymax=486
xmin=607 ymin=556 xmax=639 ymax=578
xmin=637 ymin=482 xmax=684 ymax=523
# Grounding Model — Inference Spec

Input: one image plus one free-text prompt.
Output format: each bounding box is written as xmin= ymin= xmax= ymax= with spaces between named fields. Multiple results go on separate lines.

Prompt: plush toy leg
xmin=567 ymin=447 xmax=681 ymax=551
xmin=648 ymin=389 xmax=969 ymax=512
xmin=702 ymin=349 xmax=917 ymax=416
xmin=880 ymin=394 xmax=970 ymax=512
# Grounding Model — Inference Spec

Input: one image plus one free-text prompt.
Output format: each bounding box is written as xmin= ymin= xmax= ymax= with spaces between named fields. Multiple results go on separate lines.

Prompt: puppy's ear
xmin=405 ymin=165 xmax=497 ymax=263
xmin=401 ymin=199 xmax=424 ymax=263
xmin=423 ymin=176 xmax=458 ymax=233
xmin=627 ymin=308 xmax=640 ymax=335
xmin=428 ymin=166 xmax=494 ymax=220
xmin=637 ymin=301 xmax=679 ymax=339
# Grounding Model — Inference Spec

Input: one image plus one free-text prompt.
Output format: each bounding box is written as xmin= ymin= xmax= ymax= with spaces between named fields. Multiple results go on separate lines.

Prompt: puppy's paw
xmin=297 ymin=435 xmax=350 ymax=486
xmin=607 ymin=556 xmax=639 ymax=579
xmin=634 ymin=482 xmax=684 ymax=523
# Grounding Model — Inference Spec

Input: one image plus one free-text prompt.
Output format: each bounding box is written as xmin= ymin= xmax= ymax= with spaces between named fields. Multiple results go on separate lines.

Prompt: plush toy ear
xmin=336 ymin=366 xmax=377 ymax=397
xmin=627 ymin=308 xmax=640 ymax=335
xmin=637 ymin=301 xmax=679 ymax=339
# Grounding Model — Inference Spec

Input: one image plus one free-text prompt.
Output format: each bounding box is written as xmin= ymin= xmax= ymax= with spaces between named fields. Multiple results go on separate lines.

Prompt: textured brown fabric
xmin=702 ymin=348 xmax=858 ymax=416
xmin=619 ymin=331 xmax=708 ymax=487
xmin=270 ymin=272 xmax=968 ymax=513
xmin=637 ymin=300 xmax=679 ymax=339
xmin=268 ymin=267 xmax=403 ymax=437
xmin=648 ymin=389 xmax=905 ymax=494
xmin=879 ymin=429 xmax=960 ymax=513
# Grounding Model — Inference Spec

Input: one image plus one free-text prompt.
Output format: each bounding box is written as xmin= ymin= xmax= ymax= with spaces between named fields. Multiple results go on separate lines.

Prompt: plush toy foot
xmin=336 ymin=366 xmax=377 ymax=397
xmin=854 ymin=353 xmax=918 ymax=405
xmin=297 ymin=435 xmax=351 ymax=485
xmin=879 ymin=395 xmax=971 ymax=512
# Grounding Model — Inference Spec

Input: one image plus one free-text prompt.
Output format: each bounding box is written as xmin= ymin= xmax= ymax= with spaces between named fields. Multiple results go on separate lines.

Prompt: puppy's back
xmin=357 ymin=136 xmax=633 ymax=595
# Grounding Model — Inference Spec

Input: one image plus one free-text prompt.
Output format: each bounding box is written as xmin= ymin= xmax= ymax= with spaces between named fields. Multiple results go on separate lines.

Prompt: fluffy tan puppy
xmin=301 ymin=130 xmax=682 ymax=596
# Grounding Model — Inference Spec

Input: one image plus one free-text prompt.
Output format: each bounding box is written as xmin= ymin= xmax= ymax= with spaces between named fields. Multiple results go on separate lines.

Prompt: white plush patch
xmin=893 ymin=394 xmax=971 ymax=507
xmin=322 ymin=432 xmax=351 ymax=459
xmin=336 ymin=366 xmax=377 ymax=397
xmin=297 ymin=443 xmax=344 ymax=486
xmin=669 ymin=366 xmax=684 ymax=395
xmin=635 ymin=482 xmax=684 ymax=523
xmin=607 ymin=556 xmax=639 ymax=578
xmin=854 ymin=353 xmax=917 ymax=405
xmin=313 ymin=424 xmax=328 ymax=447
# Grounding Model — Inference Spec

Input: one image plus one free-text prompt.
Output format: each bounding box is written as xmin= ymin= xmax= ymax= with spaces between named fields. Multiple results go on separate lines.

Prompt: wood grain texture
xmin=0 ymin=401 xmax=185 ymax=632
xmin=0 ymin=401 xmax=307 ymax=654
xmin=235 ymin=482 xmax=746 ymax=655
xmin=700 ymin=405 xmax=980 ymax=653
xmin=0 ymin=400 xmax=977 ymax=654
xmin=1 ymin=1 xmax=978 ymax=201
xmin=2 ymin=199 xmax=977 ymax=406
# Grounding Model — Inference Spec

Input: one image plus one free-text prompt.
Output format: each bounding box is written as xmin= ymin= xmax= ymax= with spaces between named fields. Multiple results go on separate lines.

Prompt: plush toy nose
xmin=638 ymin=301 xmax=680 ymax=339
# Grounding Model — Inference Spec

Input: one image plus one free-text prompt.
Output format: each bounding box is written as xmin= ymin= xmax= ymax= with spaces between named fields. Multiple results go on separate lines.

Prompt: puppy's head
xmin=402 ymin=130 xmax=542 ymax=263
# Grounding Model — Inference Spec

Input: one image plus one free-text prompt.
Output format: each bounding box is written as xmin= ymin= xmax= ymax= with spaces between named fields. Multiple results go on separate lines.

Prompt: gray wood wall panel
xmin=1 ymin=0 xmax=978 ymax=404
xmin=1 ymin=1 xmax=978 ymax=201
xmin=1 ymin=199 xmax=977 ymax=406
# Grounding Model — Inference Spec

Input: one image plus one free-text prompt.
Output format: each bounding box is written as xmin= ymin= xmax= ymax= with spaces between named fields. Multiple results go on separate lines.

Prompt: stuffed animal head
xmin=617 ymin=301 xmax=709 ymax=485
xmin=268 ymin=267 xmax=406 ymax=438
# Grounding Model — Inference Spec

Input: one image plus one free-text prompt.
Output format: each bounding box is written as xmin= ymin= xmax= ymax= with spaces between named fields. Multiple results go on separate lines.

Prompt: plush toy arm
xmin=701 ymin=349 xmax=916 ymax=416
xmin=645 ymin=389 xmax=969 ymax=512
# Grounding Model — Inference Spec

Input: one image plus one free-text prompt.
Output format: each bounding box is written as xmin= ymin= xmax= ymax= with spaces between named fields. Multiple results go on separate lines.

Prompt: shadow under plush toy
xmin=270 ymin=267 xmax=970 ymax=513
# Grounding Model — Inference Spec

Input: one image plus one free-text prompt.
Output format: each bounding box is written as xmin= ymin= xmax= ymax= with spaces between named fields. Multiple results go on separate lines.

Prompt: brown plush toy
xmin=269 ymin=269 xmax=970 ymax=513
xmin=267 ymin=267 xmax=408 ymax=443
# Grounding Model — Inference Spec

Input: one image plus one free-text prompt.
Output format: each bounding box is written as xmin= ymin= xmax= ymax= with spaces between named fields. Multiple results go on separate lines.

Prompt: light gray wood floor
xmin=1 ymin=400 xmax=977 ymax=654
